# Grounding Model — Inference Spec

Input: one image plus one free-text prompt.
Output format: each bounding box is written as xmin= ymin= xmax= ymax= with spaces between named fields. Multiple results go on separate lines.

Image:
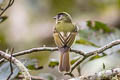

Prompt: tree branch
xmin=86 ymin=40 xmax=120 ymax=57
xmin=69 ymin=68 xmax=120 ymax=80
xmin=0 ymin=0 xmax=15 ymax=16
xmin=0 ymin=51 xmax=31 ymax=80
xmin=70 ymin=40 xmax=120 ymax=74
xmin=17 ymin=75 xmax=44 ymax=80
xmin=0 ymin=47 xmax=85 ymax=63
xmin=0 ymin=40 xmax=120 ymax=78
xmin=12 ymin=47 xmax=85 ymax=57
xmin=7 ymin=48 xmax=14 ymax=80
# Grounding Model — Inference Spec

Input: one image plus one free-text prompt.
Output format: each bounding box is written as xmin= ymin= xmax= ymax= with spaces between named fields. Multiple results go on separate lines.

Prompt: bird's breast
xmin=55 ymin=23 xmax=75 ymax=33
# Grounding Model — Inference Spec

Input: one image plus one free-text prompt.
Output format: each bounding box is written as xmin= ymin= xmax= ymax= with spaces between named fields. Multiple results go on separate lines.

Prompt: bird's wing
xmin=53 ymin=25 xmax=78 ymax=48
xmin=65 ymin=32 xmax=77 ymax=47
xmin=53 ymin=28 xmax=65 ymax=48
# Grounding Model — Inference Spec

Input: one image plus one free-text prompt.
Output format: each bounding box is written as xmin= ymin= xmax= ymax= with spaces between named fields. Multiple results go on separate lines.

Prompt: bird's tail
xmin=59 ymin=47 xmax=70 ymax=72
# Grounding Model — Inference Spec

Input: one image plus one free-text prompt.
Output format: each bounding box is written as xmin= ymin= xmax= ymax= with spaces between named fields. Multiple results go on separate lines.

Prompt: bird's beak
xmin=53 ymin=16 xmax=57 ymax=19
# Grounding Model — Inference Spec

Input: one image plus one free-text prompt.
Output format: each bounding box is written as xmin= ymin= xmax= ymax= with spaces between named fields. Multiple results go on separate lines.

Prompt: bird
xmin=53 ymin=12 xmax=78 ymax=72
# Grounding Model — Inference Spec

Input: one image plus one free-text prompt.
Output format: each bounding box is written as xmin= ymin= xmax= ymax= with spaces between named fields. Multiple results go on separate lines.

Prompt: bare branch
xmin=13 ymin=47 xmax=58 ymax=57
xmin=70 ymin=40 xmax=120 ymax=73
xmin=0 ymin=47 xmax=85 ymax=63
xmin=69 ymin=68 xmax=120 ymax=80
xmin=0 ymin=51 xmax=31 ymax=80
xmin=71 ymin=57 xmax=86 ymax=72
xmin=0 ymin=0 xmax=15 ymax=16
xmin=0 ymin=58 xmax=5 ymax=63
xmin=71 ymin=48 xmax=85 ymax=56
xmin=86 ymin=40 xmax=120 ymax=56
xmin=12 ymin=47 xmax=85 ymax=57
xmin=17 ymin=75 xmax=44 ymax=80
xmin=0 ymin=47 xmax=57 ymax=63
xmin=7 ymin=48 xmax=14 ymax=80
xmin=0 ymin=40 xmax=120 ymax=78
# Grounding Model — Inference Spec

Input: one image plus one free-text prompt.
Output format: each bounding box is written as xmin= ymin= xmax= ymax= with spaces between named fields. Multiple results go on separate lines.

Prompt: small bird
xmin=53 ymin=12 xmax=78 ymax=72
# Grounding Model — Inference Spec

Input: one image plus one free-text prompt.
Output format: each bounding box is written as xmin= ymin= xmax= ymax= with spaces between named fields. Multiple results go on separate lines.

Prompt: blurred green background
xmin=0 ymin=0 xmax=120 ymax=80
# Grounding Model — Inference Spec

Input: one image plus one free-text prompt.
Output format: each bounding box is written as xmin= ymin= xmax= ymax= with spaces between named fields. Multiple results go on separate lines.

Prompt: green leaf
xmin=87 ymin=20 xmax=113 ymax=33
xmin=0 ymin=16 xmax=8 ymax=23
xmin=27 ymin=64 xmax=43 ymax=70
xmin=76 ymin=38 xmax=99 ymax=47
xmin=48 ymin=59 xmax=59 ymax=68
xmin=89 ymin=53 xmax=107 ymax=61
xmin=27 ymin=64 xmax=36 ymax=70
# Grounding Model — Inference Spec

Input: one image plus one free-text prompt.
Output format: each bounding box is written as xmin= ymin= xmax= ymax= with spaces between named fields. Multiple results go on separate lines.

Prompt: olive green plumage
xmin=55 ymin=23 xmax=75 ymax=33
xmin=53 ymin=12 xmax=77 ymax=72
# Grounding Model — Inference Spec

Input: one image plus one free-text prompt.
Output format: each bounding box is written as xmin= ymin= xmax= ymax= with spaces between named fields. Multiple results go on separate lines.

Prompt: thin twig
xmin=7 ymin=48 xmax=14 ymax=80
xmin=0 ymin=58 xmax=4 ymax=63
xmin=0 ymin=51 xmax=31 ymax=80
xmin=71 ymin=56 xmax=86 ymax=72
xmin=0 ymin=0 xmax=14 ymax=16
xmin=71 ymin=48 xmax=85 ymax=56
xmin=77 ymin=65 xmax=81 ymax=76
xmin=64 ymin=72 xmax=75 ymax=77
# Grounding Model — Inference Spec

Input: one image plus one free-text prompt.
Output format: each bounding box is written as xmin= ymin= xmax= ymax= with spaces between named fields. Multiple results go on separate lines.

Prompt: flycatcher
xmin=53 ymin=12 xmax=77 ymax=72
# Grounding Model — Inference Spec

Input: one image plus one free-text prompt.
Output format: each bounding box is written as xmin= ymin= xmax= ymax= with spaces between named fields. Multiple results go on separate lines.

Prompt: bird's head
xmin=53 ymin=12 xmax=72 ymax=23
